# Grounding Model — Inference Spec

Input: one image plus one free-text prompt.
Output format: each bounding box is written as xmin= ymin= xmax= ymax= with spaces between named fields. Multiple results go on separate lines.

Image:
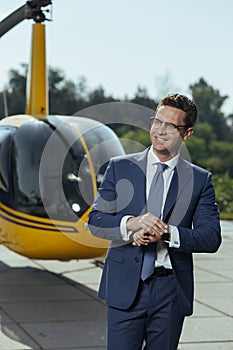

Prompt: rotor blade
xmin=0 ymin=4 xmax=31 ymax=38
xmin=0 ymin=1 xmax=52 ymax=38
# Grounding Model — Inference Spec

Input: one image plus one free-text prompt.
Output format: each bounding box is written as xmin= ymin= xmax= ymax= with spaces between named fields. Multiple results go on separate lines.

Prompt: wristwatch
xmin=161 ymin=225 xmax=171 ymax=242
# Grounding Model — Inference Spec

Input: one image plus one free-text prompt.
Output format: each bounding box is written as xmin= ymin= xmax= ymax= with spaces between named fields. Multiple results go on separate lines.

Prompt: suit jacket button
xmin=134 ymin=257 xmax=139 ymax=262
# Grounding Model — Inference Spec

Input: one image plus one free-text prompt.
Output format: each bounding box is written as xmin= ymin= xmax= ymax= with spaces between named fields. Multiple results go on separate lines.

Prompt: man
xmin=88 ymin=94 xmax=221 ymax=350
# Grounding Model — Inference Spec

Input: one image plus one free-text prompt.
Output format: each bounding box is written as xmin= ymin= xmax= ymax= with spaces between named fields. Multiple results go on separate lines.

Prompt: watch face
xmin=162 ymin=229 xmax=171 ymax=241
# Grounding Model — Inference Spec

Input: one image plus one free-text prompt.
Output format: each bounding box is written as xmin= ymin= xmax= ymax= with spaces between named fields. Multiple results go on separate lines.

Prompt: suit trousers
xmin=107 ymin=273 xmax=184 ymax=350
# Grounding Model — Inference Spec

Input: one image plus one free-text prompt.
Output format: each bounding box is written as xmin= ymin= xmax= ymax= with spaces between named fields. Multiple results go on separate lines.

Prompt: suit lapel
xmin=164 ymin=157 xmax=194 ymax=225
xmin=163 ymin=167 xmax=178 ymax=222
xmin=129 ymin=149 xmax=148 ymax=214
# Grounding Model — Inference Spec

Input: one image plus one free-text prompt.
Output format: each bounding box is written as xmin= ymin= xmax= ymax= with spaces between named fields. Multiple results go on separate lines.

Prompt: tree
xmin=208 ymin=141 xmax=233 ymax=176
xmin=185 ymin=136 xmax=207 ymax=165
xmin=0 ymin=64 xmax=27 ymax=118
xmin=48 ymin=67 xmax=79 ymax=114
xmin=189 ymin=78 xmax=233 ymax=142
xmin=87 ymin=86 xmax=117 ymax=106
xmin=120 ymin=128 xmax=150 ymax=154
xmin=128 ymin=86 xmax=156 ymax=110
xmin=0 ymin=66 xmax=118 ymax=117
xmin=185 ymin=122 xmax=216 ymax=165
xmin=193 ymin=122 xmax=216 ymax=146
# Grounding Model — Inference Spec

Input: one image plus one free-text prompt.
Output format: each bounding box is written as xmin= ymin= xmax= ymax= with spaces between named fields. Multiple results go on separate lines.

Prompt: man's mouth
xmin=156 ymin=136 xmax=167 ymax=142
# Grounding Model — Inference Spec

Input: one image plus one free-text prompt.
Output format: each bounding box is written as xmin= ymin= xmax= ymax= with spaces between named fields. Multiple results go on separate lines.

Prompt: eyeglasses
xmin=150 ymin=117 xmax=188 ymax=134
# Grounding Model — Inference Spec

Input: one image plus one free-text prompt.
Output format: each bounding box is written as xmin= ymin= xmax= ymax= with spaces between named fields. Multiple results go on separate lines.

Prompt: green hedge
xmin=213 ymin=174 xmax=233 ymax=215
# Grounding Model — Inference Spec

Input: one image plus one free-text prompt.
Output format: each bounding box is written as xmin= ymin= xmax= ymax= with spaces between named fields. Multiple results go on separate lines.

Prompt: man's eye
xmin=166 ymin=123 xmax=176 ymax=129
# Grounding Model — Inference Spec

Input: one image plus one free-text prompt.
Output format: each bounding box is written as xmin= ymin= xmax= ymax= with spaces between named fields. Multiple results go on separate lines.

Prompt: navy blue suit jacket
xmin=88 ymin=148 xmax=221 ymax=316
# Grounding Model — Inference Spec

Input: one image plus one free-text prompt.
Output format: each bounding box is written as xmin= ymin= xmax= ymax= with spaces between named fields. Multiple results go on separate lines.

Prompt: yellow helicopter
xmin=0 ymin=1 xmax=125 ymax=260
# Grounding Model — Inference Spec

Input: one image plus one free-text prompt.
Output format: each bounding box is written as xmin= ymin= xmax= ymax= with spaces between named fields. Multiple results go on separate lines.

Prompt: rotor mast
xmin=26 ymin=1 xmax=51 ymax=119
xmin=26 ymin=22 xmax=48 ymax=118
xmin=0 ymin=0 xmax=52 ymax=119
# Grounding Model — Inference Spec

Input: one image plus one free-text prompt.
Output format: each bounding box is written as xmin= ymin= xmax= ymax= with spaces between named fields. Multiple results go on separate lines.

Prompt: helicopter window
xmin=9 ymin=118 xmax=123 ymax=221
xmin=82 ymin=124 xmax=124 ymax=187
xmin=61 ymin=139 xmax=94 ymax=220
xmin=11 ymin=121 xmax=53 ymax=217
xmin=0 ymin=127 xmax=15 ymax=192
xmin=11 ymin=121 xmax=95 ymax=221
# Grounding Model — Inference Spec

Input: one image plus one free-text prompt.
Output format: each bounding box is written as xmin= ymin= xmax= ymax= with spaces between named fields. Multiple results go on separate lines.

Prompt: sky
xmin=0 ymin=0 xmax=233 ymax=114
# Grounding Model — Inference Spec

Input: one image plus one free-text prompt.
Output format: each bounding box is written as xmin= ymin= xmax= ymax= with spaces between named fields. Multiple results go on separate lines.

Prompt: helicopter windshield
xmin=10 ymin=120 xmax=92 ymax=221
xmin=8 ymin=118 xmax=124 ymax=221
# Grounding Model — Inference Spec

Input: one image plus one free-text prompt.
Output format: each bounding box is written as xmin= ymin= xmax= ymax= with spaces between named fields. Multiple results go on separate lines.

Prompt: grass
xmin=220 ymin=212 xmax=233 ymax=220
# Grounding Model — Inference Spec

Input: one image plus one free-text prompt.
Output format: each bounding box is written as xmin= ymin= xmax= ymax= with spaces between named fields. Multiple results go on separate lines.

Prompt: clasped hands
xmin=126 ymin=213 xmax=169 ymax=246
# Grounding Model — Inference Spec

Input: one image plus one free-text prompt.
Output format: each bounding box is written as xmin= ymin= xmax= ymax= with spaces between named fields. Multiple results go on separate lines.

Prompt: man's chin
xmin=152 ymin=146 xmax=171 ymax=157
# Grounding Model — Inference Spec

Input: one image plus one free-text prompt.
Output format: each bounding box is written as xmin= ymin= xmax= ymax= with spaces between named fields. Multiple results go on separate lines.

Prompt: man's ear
xmin=183 ymin=127 xmax=194 ymax=141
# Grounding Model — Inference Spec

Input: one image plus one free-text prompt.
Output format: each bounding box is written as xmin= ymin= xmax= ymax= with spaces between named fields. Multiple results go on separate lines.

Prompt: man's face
xmin=150 ymin=105 xmax=194 ymax=160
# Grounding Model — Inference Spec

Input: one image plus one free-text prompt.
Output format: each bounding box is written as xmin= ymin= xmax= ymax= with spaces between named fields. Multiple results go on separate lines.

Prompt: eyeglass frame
xmin=150 ymin=116 xmax=191 ymax=134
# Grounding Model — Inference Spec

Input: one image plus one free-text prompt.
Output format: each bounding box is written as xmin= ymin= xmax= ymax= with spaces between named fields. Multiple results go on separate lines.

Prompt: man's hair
xmin=156 ymin=93 xmax=198 ymax=127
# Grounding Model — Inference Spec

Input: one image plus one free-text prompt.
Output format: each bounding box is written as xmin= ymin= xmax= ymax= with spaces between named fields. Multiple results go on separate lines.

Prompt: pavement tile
xmin=195 ymin=262 xmax=233 ymax=282
xmin=179 ymin=342 xmax=233 ymax=350
xmin=55 ymin=348 xmax=106 ymax=350
xmin=2 ymin=300 xmax=106 ymax=323
xmin=220 ymin=221 xmax=233 ymax=235
xmin=34 ymin=259 xmax=94 ymax=274
xmin=181 ymin=316 xmax=233 ymax=343
xmin=198 ymin=298 xmax=233 ymax=317
xmin=0 ymin=308 xmax=14 ymax=324
xmin=64 ymin=268 xmax=102 ymax=292
xmin=0 ymin=323 xmax=39 ymax=349
xmin=194 ymin=282 xmax=233 ymax=299
xmin=0 ymin=267 xmax=66 ymax=286
xmin=194 ymin=268 xmax=230 ymax=283
xmin=0 ymin=247 xmax=41 ymax=270
xmin=191 ymin=300 xmax=224 ymax=318
xmin=0 ymin=283 xmax=91 ymax=303
xmin=52 ymin=348 xmax=106 ymax=350
xmin=22 ymin=320 xmax=106 ymax=349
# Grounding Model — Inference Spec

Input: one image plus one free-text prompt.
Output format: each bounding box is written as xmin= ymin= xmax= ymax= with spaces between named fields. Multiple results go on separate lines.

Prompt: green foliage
xmin=120 ymin=129 xmax=150 ymax=153
xmin=48 ymin=68 xmax=119 ymax=115
xmin=48 ymin=67 xmax=78 ymax=114
xmin=128 ymin=86 xmax=156 ymax=110
xmin=208 ymin=142 xmax=233 ymax=175
xmin=185 ymin=136 xmax=206 ymax=164
xmin=185 ymin=121 xmax=233 ymax=177
xmin=0 ymin=65 xmax=119 ymax=118
xmin=190 ymin=78 xmax=233 ymax=142
xmin=0 ymin=64 xmax=27 ymax=117
xmin=193 ymin=122 xmax=216 ymax=145
xmin=213 ymin=174 xmax=233 ymax=214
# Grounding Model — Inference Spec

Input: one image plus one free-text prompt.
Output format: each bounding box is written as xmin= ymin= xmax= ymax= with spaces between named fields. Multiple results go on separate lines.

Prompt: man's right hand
xmin=126 ymin=213 xmax=168 ymax=237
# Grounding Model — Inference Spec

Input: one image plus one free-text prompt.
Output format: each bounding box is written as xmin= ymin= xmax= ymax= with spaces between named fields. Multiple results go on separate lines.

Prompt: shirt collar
xmin=148 ymin=146 xmax=179 ymax=170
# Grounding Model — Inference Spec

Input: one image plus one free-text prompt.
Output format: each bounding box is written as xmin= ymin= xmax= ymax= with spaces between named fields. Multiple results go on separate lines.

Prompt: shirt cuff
xmin=168 ymin=225 xmax=180 ymax=248
xmin=120 ymin=215 xmax=134 ymax=241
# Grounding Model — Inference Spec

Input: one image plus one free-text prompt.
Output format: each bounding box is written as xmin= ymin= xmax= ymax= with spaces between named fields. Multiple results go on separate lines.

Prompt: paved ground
xmin=0 ymin=220 xmax=232 ymax=350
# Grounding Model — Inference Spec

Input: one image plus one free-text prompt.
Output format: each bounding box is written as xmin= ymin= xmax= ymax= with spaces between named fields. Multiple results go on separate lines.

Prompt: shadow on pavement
xmin=0 ymin=261 xmax=107 ymax=349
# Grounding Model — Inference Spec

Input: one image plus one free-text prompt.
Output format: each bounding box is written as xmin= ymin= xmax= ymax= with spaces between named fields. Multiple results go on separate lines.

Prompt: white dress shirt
xmin=120 ymin=147 xmax=180 ymax=269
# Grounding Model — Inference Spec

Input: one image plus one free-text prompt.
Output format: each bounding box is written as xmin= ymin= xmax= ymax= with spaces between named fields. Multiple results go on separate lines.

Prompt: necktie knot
xmin=157 ymin=162 xmax=167 ymax=173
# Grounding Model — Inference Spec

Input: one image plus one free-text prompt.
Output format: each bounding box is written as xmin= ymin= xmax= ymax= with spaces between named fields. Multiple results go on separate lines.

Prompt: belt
xmin=147 ymin=266 xmax=173 ymax=280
